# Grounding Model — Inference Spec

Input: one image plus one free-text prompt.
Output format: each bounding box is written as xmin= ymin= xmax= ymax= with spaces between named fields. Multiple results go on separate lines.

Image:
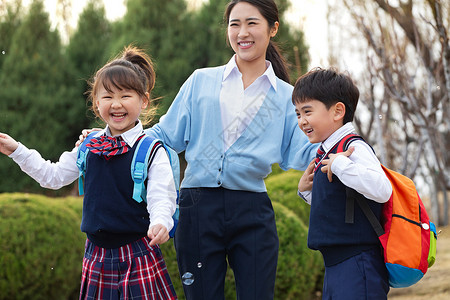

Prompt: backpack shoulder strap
xmin=76 ymin=131 xmax=99 ymax=196
xmin=339 ymin=134 xmax=385 ymax=236
xmin=336 ymin=133 xmax=365 ymax=152
xmin=131 ymin=135 xmax=181 ymax=238
xmin=346 ymin=188 xmax=385 ymax=236
xmin=163 ymin=145 xmax=180 ymax=238
xmin=131 ymin=135 xmax=163 ymax=203
xmin=164 ymin=145 xmax=180 ymax=191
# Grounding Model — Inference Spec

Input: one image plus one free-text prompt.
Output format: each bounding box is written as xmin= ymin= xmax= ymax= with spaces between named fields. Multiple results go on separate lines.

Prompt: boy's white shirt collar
xmin=223 ymin=55 xmax=278 ymax=91
xmin=100 ymin=120 xmax=144 ymax=147
xmin=321 ymin=122 xmax=356 ymax=153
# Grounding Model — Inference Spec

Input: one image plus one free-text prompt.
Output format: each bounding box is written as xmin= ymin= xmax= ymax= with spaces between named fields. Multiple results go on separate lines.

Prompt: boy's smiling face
xmin=295 ymin=99 xmax=344 ymax=144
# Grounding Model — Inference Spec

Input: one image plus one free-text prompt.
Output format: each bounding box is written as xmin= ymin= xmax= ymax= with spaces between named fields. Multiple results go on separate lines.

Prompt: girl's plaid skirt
xmin=79 ymin=236 xmax=177 ymax=300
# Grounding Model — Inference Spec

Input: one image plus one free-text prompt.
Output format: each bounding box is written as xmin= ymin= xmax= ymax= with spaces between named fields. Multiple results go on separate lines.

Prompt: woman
xmin=145 ymin=1 xmax=317 ymax=299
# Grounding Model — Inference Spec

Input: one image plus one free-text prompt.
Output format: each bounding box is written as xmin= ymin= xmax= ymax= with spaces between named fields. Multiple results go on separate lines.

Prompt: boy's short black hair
xmin=292 ymin=67 xmax=359 ymax=123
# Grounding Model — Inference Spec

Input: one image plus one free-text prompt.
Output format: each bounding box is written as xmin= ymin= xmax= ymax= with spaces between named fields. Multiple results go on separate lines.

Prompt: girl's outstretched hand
xmin=321 ymin=146 xmax=355 ymax=182
xmin=0 ymin=133 xmax=19 ymax=156
xmin=148 ymin=224 xmax=169 ymax=246
xmin=75 ymin=128 xmax=102 ymax=147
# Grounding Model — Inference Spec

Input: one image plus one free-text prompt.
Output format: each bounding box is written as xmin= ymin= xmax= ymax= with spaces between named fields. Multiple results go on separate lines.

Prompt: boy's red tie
xmin=314 ymin=144 xmax=325 ymax=169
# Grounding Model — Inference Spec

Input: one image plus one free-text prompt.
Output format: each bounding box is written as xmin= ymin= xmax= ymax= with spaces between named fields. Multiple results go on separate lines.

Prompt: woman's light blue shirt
xmin=146 ymin=66 xmax=318 ymax=192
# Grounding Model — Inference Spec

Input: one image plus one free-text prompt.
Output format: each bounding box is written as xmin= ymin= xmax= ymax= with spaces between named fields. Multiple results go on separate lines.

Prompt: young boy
xmin=293 ymin=68 xmax=392 ymax=299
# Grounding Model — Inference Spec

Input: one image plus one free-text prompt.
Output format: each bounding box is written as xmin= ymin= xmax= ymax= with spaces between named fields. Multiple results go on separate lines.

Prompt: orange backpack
xmin=339 ymin=134 xmax=437 ymax=288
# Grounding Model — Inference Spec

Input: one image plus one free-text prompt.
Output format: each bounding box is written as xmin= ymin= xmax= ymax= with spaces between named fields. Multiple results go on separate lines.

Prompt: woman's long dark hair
xmin=224 ymin=0 xmax=290 ymax=83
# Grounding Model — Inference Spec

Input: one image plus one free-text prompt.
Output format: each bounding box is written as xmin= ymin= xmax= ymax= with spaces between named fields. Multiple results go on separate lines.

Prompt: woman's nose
xmin=238 ymin=26 xmax=249 ymax=38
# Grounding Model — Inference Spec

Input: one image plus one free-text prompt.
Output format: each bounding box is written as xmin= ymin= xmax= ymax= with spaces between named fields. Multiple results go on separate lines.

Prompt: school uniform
xmin=146 ymin=56 xmax=317 ymax=299
xmin=9 ymin=121 xmax=177 ymax=299
xmin=301 ymin=123 xmax=392 ymax=300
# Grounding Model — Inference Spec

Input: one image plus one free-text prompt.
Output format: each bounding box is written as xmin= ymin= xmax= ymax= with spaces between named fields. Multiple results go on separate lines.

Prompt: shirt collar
xmin=321 ymin=122 xmax=356 ymax=153
xmin=223 ymin=55 xmax=277 ymax=91
xmin=103 ymin=120 xmax=144 ymax=147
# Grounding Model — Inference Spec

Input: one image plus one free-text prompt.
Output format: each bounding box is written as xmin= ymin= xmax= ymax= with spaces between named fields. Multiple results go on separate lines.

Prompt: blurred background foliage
xmin=0 ymin=0 xmax=308 ymax=194
xmin=0 ymin=0 xmax=320 ymax=299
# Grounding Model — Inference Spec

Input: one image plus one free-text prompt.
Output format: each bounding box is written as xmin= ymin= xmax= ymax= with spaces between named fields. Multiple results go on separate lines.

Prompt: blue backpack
xmin=76 ymin=132 xmax=180 ymax=238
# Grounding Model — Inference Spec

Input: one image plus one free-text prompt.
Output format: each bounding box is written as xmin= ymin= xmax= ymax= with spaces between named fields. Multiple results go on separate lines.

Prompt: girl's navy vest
xmin=308 ymin=143 xmax=382 ymax=266
xmin=81 ymin=142 xmax=149 ymax=249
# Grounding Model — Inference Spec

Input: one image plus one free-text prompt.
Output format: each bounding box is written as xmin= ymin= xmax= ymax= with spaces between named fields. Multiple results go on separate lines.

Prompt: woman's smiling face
xmin=227 ymin=1 xmax=278 ymax=68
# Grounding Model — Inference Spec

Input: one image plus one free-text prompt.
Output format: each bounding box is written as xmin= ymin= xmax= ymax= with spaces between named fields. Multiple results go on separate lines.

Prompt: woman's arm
xmin=145 ymin=73 xmax=195 ymax=153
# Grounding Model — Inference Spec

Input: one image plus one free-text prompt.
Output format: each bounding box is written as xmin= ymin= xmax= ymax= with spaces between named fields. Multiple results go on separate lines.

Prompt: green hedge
xmin=266 ymin=169 xmax=312 ymax=225
xmin=0 ymin=166 xmax=324 ymax=299
xmin=0 ymin=193 xmax=85 ymax=300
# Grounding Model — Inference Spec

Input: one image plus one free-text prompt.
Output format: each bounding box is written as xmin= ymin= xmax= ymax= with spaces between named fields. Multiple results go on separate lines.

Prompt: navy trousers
xmin=322 ymin=247 xmax=390 ymax=300
xmin=174 ymin=187 xmax=279 ymax=300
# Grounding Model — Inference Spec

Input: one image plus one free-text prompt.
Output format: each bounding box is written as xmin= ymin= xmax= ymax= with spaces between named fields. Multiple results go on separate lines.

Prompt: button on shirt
xmin=220 ymin=55 xmax=276 ymax=151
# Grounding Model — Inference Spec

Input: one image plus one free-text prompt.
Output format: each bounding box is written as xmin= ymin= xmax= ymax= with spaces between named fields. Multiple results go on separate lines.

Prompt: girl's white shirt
xmin=220 ymin=55 xmax=276 ymax=151
xmin=300 ymin=122 xmax=392 ymax=205
xmin=8 ymin=120 xmax=176 ymax=231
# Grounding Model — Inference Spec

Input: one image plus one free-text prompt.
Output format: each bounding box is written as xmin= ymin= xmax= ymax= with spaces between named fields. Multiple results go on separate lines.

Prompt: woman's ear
xmin=270 ymin=21 xmax=279 ymax=38
xmin=333 ymin=102 xmax=346 ymax=121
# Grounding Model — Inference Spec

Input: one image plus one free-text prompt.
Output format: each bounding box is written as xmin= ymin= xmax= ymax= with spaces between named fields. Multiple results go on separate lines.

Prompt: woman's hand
xmin=0 ymin=133 xmax=19 ymax=156
xmin=75 ymin=128 xmax=102 ymax=147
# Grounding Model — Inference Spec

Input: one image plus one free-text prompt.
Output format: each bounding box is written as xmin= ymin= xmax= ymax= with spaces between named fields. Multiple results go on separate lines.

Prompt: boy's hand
xmin=0 ymin=133 xmax=19 ymax=156
xmin=147 ymin=224 xmax=169 ymax=246
xmin=298 ymin=159 xmax=315 ymax=192
xmin=75 ymin=128 xmax=102 ymax=147
xmin=321 ymin=147 xmax=355 ymax=182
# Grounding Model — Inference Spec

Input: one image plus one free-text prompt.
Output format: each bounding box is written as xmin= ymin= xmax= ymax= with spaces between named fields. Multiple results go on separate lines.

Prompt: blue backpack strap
xmin=164 ymin=145 xmax=180 ymax=238
xmin=164 ymin=146 xmax=181 ymax=192
xmin=76 ymin=131 xmax=99 ymax=196
xmin=131 ymin=136 xmax=162 ymax=203
xmin=131 ymin=135 xmax=181 ymax=238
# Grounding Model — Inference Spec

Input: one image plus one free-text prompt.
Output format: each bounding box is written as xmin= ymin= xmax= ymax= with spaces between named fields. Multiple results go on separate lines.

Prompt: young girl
xmin=0 ymin=46 xmax=177 ymax=299
xmin=145 ymin=1 xmax=317 ymax=299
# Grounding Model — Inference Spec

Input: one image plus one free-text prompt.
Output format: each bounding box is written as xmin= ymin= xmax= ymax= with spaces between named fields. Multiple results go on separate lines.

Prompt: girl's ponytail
xmin=121 ymin=46 xmax=156 ymax=95
xmin=266 ymin=41 xmax=290 ymax=83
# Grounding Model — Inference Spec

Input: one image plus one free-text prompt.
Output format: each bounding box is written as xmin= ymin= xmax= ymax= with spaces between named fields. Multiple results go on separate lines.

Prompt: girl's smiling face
xmin=96 ymin=84 xmax=148 ymax=136
xmin=227 ymin=1 xmax=278 ymax=68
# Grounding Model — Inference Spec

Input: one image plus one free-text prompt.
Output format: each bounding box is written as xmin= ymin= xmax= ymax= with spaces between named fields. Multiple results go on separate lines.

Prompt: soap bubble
xmin=182 ymin=272 xmax=195 ymax=285
xmin=197 ymin=262 xmax=202 ymax=268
